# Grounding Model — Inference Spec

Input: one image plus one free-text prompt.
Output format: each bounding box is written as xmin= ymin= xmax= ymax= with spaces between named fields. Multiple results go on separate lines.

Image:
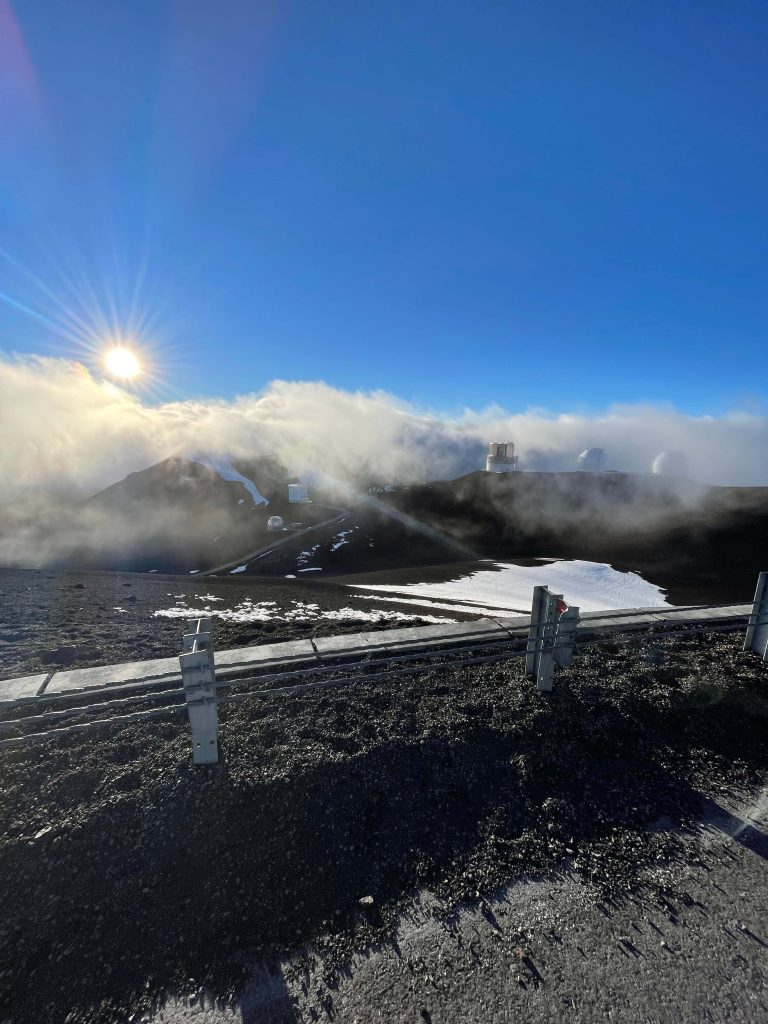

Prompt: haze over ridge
xmin=2 ymin=353 xmax=767 ymax=504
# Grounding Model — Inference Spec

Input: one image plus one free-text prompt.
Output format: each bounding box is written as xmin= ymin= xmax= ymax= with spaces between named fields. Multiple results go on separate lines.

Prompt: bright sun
xmin=104 ymin=346 xmax=141 ymax=380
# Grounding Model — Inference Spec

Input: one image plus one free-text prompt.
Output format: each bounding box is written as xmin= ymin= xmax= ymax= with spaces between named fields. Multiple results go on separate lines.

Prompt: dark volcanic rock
xmin=38 ymin=644 xmax=97 ymax=667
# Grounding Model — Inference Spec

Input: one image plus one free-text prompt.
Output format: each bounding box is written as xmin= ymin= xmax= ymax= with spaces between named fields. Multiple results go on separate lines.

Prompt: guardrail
xmin=0 ymin=572 xmax=766 ymax=758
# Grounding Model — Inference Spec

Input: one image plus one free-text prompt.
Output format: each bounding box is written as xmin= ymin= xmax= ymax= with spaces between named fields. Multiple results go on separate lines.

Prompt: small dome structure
xmin=577 ymin=447 xmax=606 ymax=472
xmin=652 ymin=451 xmax=688 ymax=478
xmin=267 ymin=515 xmax=285 ymax=532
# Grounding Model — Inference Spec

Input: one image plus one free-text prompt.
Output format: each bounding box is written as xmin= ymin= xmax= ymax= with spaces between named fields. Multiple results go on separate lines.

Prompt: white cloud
xmin=1 ymin=353 xmax=767 ymax=504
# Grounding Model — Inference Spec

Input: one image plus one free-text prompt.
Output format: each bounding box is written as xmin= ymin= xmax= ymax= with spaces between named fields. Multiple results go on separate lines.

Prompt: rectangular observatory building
xmin=485 ymin=442 xmax=518 ymax=473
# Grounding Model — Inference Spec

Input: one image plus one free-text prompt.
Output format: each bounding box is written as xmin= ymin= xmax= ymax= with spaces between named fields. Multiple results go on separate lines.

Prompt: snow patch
xmin=297 ymin=542 xmax=322 ymax=570
xmin=189 ymin=453 xmax=269 ymax=507
xmin=350 ymin=560 xmax=669 ymax=615
xmin=330 ymin=528 xmax=355 ymax=551
xmin=153 ymin=598 xmax=452 ymax=626
xmin=356 ymin=595 xmax=526 ymax=617
xmin=230 ymin=565 xmax=248 ymax=574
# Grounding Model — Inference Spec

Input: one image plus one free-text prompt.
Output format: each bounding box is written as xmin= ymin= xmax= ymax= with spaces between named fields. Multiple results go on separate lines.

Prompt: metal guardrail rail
xmin=0 ymin=573 xmax=766 ymax=755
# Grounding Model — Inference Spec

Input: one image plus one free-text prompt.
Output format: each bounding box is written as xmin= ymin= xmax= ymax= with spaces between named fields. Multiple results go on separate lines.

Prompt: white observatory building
xmin=578 ymin=447 xmax=606 ymax=473
xmin=267 ymin=515 xmax=285 ymax=532
xmin=485 ymin=442 xmax=518 ymax=473
xmin=652 ymin=451 xmax=688 ymax=478
xmin=288 ymin=483 xmax=310 ymax=503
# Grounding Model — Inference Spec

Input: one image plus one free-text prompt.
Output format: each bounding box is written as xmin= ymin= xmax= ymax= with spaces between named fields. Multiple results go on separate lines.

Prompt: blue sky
xmin=1 ymin=0 xmax=766 ymax=414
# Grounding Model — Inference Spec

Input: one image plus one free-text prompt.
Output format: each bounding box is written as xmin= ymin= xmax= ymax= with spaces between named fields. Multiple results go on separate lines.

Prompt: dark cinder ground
xmin=1 ymin=629 xmax=767 ymax=1023
xmin=0 ymin=567 xmax=468 ymax=681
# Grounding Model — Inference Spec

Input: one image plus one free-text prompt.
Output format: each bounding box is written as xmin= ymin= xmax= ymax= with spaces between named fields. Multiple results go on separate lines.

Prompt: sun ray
xmin=0 ymin=230 xmax=184 ymax=399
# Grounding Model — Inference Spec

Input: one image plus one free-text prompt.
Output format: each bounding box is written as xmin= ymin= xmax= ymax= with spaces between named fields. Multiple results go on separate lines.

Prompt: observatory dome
xmin=577 ymin=447 xmax=606 ymax=472
xmin=652 ymin=451 xmax=688 ymax=478
xmin=267 ymin=515 xmax=285 ymax=532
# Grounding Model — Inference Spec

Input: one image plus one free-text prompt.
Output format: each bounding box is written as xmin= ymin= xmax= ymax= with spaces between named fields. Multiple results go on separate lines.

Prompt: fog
xmin=3 ymin=355 xmax=767 ymax=505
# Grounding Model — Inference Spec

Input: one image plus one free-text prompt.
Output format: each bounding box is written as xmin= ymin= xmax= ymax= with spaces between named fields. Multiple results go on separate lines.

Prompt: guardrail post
xmin=179 ymin=617 xmax=219 ymax=765
xmin=525 ymin=586 xmax=548 ymax=677
xmin=744 ymin=572 xmax=768 ymax=661
xmin=554 ymin=605 xmax=580 ymax=668
xmin=526 ymin=587 xmax=564 ymax=691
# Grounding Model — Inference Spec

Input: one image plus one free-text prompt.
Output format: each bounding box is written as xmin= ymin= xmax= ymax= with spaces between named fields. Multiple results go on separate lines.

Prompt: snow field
xmin=350 ymin=559 xmax=669 ymax=615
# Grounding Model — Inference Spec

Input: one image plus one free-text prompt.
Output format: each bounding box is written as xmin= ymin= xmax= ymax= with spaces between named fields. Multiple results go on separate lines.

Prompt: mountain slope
xmin=0 ymin=455 xmax=325 ymax=573
xmin=2 ymin=464 xmax=766 ymax=598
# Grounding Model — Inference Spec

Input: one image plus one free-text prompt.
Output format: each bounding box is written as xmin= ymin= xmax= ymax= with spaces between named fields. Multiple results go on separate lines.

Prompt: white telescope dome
xmin=577 ymin=447 xmax=605 ymax=472
xmin=267 ymin=515 xmax=285 ymax=531
xmin=652 ymin=451 xmax=688 ymax=478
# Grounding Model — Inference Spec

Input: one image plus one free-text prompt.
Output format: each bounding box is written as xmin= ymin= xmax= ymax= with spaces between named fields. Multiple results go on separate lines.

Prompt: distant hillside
xmin=2 ymin=465 xmax=765 ymax=599
xmin=0 ymin=455 xmax=332 ymax=573
xmin=71 ymin=456 xmax=274 ymax=571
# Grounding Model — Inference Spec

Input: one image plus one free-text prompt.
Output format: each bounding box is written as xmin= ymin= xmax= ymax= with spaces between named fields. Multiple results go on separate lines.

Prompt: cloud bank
xmin=2 ymin=354 xmax=767 ymax=505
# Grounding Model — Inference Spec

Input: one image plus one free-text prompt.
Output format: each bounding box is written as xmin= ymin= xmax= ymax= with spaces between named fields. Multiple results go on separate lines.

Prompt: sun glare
xmin=104 ymin=346 xmax=141 ymax=380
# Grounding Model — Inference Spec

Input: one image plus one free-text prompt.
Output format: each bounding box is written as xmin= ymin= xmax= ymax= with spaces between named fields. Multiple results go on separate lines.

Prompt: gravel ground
xmin=277 ymin=804 xmax=768 ymax=1024
xmin=0 ymin=568 xmax=466 ymax=681
xmin=1 ymin=629 xmax=767 ymax=1023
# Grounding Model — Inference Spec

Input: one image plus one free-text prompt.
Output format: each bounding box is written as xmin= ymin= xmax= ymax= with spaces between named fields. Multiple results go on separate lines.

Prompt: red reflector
xmin=556 ymin=599 xmax=569 ymax=614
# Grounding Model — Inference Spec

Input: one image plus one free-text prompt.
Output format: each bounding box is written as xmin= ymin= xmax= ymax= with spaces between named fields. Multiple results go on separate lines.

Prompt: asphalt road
xmin=148 ymin=784 xmax=768 ymax=1024
xmin=200 ymin=508 xmax=352 ymax=576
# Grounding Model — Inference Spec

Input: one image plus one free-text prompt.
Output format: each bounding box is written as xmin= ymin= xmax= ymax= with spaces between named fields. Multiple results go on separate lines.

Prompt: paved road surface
xmin=148 ymin=784 xmax=768 ymax=1024
xmin=201 ymin=508 xmax=351 ymax=576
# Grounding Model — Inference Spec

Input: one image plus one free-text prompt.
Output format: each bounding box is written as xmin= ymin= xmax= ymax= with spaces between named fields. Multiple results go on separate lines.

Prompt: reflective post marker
xmin=183 ymin=617 xmax=214 ymax=656
xmin=554 ymin=604 xmax=580 ymax=668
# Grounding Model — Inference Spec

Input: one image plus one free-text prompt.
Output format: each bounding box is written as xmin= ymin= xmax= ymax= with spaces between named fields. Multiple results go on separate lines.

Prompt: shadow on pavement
xmin=703 ymin=795 xmax=768 ymax=860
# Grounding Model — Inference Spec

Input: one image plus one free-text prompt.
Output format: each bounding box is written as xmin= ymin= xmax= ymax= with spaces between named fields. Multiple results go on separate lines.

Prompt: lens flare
xmin=104 ymin=346 xmax=141 ymax=380
xmin=0 ymin=241 xmax=179 ymax=398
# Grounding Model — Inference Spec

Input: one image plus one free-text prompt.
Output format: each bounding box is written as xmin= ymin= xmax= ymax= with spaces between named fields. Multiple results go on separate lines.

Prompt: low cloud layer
xmin=2 ymin=354 xmax=768 ymax=505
